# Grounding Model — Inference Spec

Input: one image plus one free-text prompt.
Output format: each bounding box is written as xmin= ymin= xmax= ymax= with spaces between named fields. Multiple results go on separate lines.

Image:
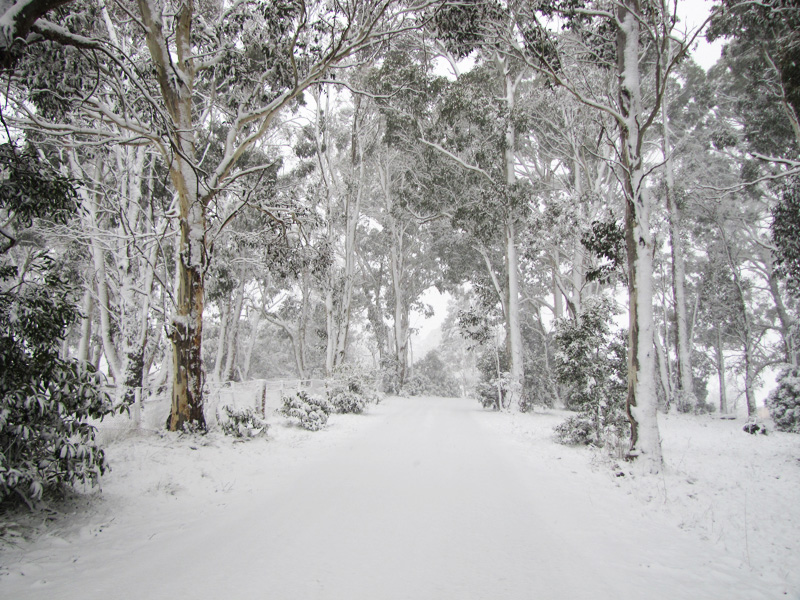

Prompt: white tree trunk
xmin=618 ymin=3 xmax=662 ymax=472
xmin=76 ymin=283 xmax=93 ymax=366
xmin=716 ymin=327 xmax=728 ymax=414
xmin=212 ymin=307 xmax=228 ymax=382
xmin=502 ymin=59 xmax=524 ymax=411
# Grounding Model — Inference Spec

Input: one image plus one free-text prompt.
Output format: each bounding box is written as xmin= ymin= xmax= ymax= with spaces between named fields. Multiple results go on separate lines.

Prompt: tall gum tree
xmin=4 ymin=0 xmax=438 ymax=430
xmin=494 ymin=0 xmax=714 ymax=470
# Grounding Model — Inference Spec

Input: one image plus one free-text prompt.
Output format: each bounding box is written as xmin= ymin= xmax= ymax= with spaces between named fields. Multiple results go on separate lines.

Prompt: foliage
xmin=379 ymin=356 xmax=402 ymax=395
xmin=402 ymin=351 xmax=461 ymax=398
xmin=1 ymin=144 xmax=114 ymax=505
xmin=473 ymin=333 xmax=555 ymax=412
xmin=766 ymin=368 xmax=800 ymax=433
xmin=279 ymin=391 xmax=333 ymax=431
xmin=475 ymin=371 xmax=516 ymax=411
xmin=708 ymin=0 xmax=800 ymax=157
xmin=328 ymin=390 xmax=366 ymax=414
xmin=552 ymin=297 xmax=629 ymax=448
xmin=217 ymin=405 xmax=269 ymax=439
xmin=553 ymin=413 xmax=595 ymax=445
xmin=581 ymin=217 xmax=626 ymax=285
xmin=773 ymin=174 xmax=800 ymax=297
xmin=327 ymin=365 xmax=383 ymax=413
xmin=330 ymin=365 xmax=381 ymax=404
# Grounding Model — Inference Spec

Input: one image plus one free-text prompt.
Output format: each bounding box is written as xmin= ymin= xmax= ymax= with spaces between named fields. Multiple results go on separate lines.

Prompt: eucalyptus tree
xmin=3 ymin=0 xmax=440 ymax=430
xmin=708 ymin=0 xmax=800 ymax=152
xmin=410 ymin=53 xmax=531 ymax=408
xmin=465 ymin=0 xmax=716 ymax=470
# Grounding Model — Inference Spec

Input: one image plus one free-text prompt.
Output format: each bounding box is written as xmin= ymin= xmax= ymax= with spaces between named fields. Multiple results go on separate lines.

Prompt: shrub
xmin=766 ymin=368 xmax=800 ymax=433
xmin=554 ymin=413 xmax=595 ymax=445
xmin=0 ymin=145 xmax=116 ymax=506
xmin=329 ymin=390 xmax=366 ymax=414
xmin=475 ymin=372 xmax=515 ymax=411
xmin=1 ymin=358 xmax=114 ymax=506
xmin=552 ymin=297 xmax=629 ymax=448
xmin=279 ymin=391 xmax=333 ymax=431
xmin=217 ymin=405 xmax=269 ymax=439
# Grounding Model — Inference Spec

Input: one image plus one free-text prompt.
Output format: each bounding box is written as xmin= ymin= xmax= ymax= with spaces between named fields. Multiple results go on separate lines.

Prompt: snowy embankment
xmin=1 ymin=396 xmax=798 ymax=599
xmin=482 ymin=408 xmax=800 ymax=595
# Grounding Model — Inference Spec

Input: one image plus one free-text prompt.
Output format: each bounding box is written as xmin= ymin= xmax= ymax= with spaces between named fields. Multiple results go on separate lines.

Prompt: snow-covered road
xmin=2 ymin=397 xmax=782 ymax=599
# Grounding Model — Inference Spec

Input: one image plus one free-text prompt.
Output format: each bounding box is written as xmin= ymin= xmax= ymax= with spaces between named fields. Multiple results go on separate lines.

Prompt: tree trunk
xmin=720 ymin=228 xmax=756 ymax=417
xmin=241 ymin=310 xmax=261 ymax=381
xmin=662 ymin=64 xmax=695 ymax=411
xmin=617 ymin=2 xmax=662 ymax=472
xmin=137 ymin=0 xmax=206 ymax=430
xmin=76 ymin=283 xmax=93 ymax=366
xmin=502 ymin=59 xmax=524 ymax=410
xmin=552 ymin=264 xmax=564 ymax=321
xmin=716 ymin=327 xmax=728 ymax=414
xmin=505 ymin=217 xmax=524 ymax=409
xmin=212 ymin=307 xmax=228 ymax=382
xmin=764 ymin=250 xmax=797 ymax=365
xmin=654 ymin=326 xmax=671 ymax=409
xmin=117 ymin=145 xmax=149 ymax=407
xmin=223 ymin=275 xmax=246 ymax=381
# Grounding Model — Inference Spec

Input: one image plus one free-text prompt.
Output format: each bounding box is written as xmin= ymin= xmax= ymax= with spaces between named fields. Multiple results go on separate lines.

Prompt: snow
xmin=1 ymin=397 xmax=798 ymax=598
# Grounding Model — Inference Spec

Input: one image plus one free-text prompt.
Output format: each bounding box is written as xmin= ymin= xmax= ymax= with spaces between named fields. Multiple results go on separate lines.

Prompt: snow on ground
xmin=480 ymin=407 xmax=800 ymax=596
xmin=1 ymin=396 xmax=798 ymax=599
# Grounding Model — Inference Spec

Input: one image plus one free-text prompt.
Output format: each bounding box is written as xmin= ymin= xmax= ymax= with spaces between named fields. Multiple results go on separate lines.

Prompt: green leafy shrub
xmin=217 ymin=405 xmax=269 ymax=438
xmin=1 ymin=148 xmax=115 ymax=506
xmin=1 ymin=357 xmax=113 ymax=505
xmin=552 ymin=297 xmax=630 ymax=448
xmin=766 ymin=368 xmax=800 ymax=433
xmin=279 ymin=391 xmax=333 ymax=431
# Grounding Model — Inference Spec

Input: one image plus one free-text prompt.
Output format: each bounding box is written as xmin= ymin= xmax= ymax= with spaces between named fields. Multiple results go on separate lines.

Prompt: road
xmin=1 ymin=397 xmax=777 ymax=599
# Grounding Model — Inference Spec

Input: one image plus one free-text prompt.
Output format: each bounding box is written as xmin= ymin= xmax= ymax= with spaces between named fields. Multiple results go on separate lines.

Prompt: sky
xmin=680 ymin=0 xmax=725 ymax=71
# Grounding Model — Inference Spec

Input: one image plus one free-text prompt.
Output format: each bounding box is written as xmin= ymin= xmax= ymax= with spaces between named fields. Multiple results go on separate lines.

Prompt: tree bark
xmin=212 ymin=307 xmax=228 ymax=382
xmin=223 ymin=275 xmax=246 ymax=381
xmin=617 ymin=2 xmax=662 ymax=472
xmin=137 ymin=0 xmax=206 ymax=430
xmin=76 ymin=283 xmax=93 ymax=366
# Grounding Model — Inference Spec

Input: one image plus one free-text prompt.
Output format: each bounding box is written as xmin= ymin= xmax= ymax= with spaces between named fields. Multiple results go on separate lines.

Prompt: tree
xmin=490 ymin=0 xmax=706 ymax=470
xmin=4 ymin=0 xmax=438 ymax=430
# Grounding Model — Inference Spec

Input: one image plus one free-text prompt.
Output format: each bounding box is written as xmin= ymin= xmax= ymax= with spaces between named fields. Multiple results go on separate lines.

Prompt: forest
xmin=1 ymin=0 xmax=799 ymax=508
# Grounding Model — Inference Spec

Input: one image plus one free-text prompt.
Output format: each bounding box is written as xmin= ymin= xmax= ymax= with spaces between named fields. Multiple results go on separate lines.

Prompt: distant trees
xmin=2 ymin=0 xmax=800 ymax=500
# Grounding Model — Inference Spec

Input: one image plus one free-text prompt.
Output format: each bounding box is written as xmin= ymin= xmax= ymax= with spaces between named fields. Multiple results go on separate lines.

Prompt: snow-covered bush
xmin=329 ymin=366 xmax=381 ymax=407
xmin=217 ymin=405 xmax=269 ymax=439
xmin=554 ymin=413 xmax=595 ymax=445
xmin=552 ymin=297 xmax=629 ymax=448
xmin=279 ymin=391 xmax=333 ymax=431
xmin=766 ymin=368 xmax=800 ymax=433
xmin=329 ymin=390 xmax=366 ymax=414
xmin=476 ymin=372 xmax=514 ymax=411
